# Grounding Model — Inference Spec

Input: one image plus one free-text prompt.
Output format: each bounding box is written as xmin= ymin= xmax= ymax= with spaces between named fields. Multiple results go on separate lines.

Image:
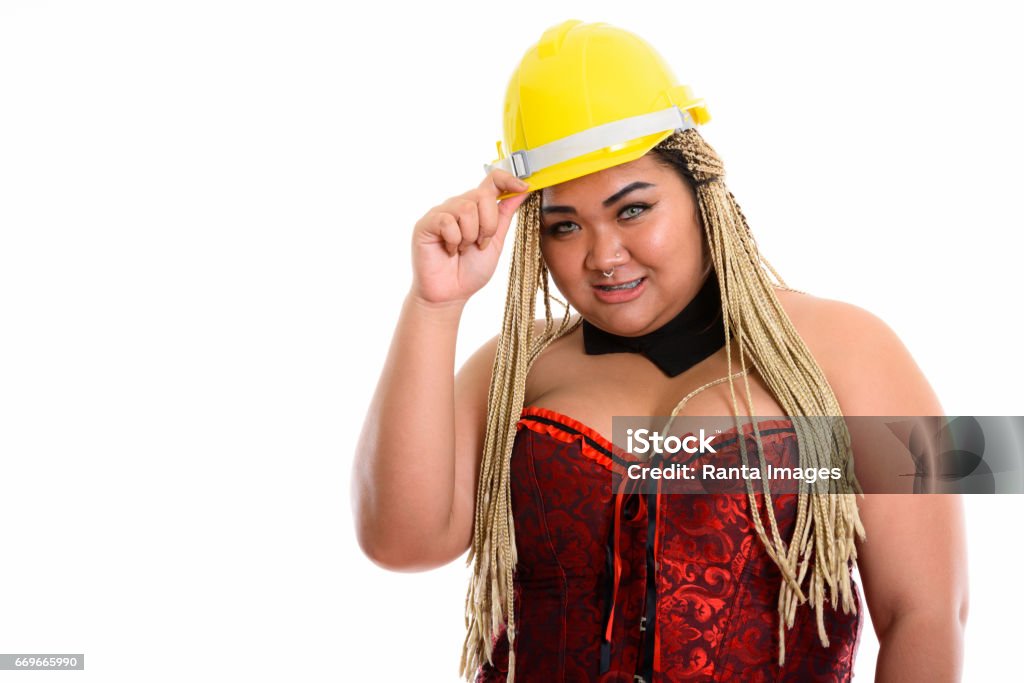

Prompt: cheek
xmin=540 ymin=245 xmax=573 ymax=290
xmin=539 ymin=242 xmax=577 ymax=287
xmin=640 ymin=220 xmax=703 ymax=261
xmin=539 ymin=241 xmax=555 ymax=269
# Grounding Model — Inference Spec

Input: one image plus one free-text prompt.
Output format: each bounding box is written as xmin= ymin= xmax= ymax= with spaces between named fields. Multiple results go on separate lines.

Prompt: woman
xmin=353 ymin=19 xmax=967 ymax=682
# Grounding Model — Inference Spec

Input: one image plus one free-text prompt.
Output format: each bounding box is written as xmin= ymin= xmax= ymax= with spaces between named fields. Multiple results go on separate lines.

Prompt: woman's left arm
xmin=857 ymin=494 xmax=968 ymax=681
xmin=790 ymin=295 xmax=969 ymax=681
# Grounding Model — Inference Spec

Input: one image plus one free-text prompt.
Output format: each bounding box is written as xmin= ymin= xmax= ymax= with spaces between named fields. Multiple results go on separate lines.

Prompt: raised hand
xmin=410 ymin=170 xmax=530 ymax=306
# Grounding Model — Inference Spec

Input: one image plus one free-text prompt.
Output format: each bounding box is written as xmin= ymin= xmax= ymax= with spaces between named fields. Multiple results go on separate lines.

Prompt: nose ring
xmin=602 ymin=252 xmax=622 ymax=278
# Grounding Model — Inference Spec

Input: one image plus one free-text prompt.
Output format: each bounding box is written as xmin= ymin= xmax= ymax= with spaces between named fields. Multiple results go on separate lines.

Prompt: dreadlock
xmin=460 ymin=127 xmax=865 ymax=681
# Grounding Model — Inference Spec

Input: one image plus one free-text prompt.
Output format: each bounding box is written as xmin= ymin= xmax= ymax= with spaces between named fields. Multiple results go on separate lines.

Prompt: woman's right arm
xmin=352 ymin=170 xmax=529 ymax=571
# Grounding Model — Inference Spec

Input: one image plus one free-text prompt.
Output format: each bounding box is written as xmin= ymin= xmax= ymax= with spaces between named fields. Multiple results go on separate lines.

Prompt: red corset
xmin=475 ymin=406 xmax=861 ymax=683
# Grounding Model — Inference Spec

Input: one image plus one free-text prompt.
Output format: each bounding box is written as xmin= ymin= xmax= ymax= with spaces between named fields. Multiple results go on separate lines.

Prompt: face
xmin=539 ymin=153 xmax=708 ymax=337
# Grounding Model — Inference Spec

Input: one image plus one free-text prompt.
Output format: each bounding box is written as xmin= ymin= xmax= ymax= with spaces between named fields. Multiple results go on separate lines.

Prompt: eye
xmin=542 ymin=203 xmax=650 ymax=236
xmin=620 ymin=203 xmax=650 ymax=219
xmin=543 ymin=221 xmax=579 ymax=236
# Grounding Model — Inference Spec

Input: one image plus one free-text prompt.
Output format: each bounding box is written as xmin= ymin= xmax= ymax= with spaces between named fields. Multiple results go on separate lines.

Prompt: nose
xmin=585 ymin=229 xmax=629 ymax=275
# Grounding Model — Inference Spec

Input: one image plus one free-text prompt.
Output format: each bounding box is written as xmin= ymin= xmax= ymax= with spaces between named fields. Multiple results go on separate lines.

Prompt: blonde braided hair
xmin=460 ymin=128 xmax=864 ymax=681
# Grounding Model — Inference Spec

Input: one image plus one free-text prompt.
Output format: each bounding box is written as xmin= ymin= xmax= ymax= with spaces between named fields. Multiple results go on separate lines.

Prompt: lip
xmin=592 ymin=276 xmax=646 ymax=303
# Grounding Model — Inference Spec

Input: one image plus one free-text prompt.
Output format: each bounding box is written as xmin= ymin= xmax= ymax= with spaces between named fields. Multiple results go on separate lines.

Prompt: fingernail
xmin=478 ymin=237 xmax=491 ymax=250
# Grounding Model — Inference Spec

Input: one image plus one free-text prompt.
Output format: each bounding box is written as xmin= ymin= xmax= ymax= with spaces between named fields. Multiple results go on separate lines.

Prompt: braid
xmin=459 ymin=192 xmax=578 ymax=681
xmin=460 ymin=128 xmax=864 ymax=680
xmin=657 ymin=128 xmax=865 ymax=662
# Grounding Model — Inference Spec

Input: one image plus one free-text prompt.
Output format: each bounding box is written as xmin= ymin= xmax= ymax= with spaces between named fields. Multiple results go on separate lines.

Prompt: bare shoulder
xmin=458 ymin=320 xmax=554 ymax=368
xmin=456 ymin=319 xmax=556 ymax=392
xmin=772 ymin=287 xmax=943 ymax=416
xmin=772 ymin=287 xmax=893 ymax=351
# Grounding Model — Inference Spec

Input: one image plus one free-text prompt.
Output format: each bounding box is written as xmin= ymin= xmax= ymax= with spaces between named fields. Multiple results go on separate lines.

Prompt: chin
xmin=586 ymin=309 xmax=657 ymax=337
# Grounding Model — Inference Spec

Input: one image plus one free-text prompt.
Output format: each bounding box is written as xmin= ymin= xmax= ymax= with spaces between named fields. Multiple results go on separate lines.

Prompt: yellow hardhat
xmin=485 ymin=19 xmax=711 ymax=198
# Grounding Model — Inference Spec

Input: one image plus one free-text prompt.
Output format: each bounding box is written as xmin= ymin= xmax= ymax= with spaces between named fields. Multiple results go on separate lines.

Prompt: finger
xmin=479 ymin=168 xmax=529 ymax=199
xmin=436 ymin=213 xmax=462 ymax=257
xmin=498 ymin=189 xmax=530 ymax=220
xmin=451 ymin=199 xmax=479 ymax=252
xmin=488 ymin=191 xmax=530 ymax=251
xmin=475 ymin=190 xmax=498 ymax=250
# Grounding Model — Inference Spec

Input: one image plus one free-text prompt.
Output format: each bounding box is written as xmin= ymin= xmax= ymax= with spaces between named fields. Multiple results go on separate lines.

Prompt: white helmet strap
xmin=485 ymin=105 xmax=698 ymax=179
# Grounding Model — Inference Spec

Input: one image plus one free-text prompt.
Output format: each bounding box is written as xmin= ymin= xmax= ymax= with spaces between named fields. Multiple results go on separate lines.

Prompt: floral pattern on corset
xmin=475 ymin=406 xmax=861 ymax=683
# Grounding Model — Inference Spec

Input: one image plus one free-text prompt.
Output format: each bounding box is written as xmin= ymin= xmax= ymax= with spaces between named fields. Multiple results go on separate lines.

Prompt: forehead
xmin=540 ymin=154 xmax=672 ymax=205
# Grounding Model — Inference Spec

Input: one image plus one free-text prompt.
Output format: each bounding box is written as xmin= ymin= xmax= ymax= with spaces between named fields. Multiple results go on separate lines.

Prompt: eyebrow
xmin=541 ymin=181 xmax=656 ymax=216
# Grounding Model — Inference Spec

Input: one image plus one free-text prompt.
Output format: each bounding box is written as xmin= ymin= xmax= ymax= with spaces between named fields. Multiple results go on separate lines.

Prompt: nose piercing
xmin=602 ymin=252 xmax=622 ymax=278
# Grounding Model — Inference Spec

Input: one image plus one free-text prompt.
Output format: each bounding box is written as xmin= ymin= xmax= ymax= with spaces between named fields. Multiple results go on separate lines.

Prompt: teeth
xmin=599 ymin=278 xmax=642 ymax=291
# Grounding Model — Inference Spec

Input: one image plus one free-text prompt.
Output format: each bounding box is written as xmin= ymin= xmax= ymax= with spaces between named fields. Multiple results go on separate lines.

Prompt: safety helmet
xmin=485 ymin=19 xmax=711 ymax=198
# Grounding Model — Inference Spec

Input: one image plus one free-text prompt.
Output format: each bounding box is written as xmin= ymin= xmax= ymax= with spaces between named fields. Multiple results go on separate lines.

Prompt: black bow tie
xmin=581 ymin=273 xmax=726 ymax=377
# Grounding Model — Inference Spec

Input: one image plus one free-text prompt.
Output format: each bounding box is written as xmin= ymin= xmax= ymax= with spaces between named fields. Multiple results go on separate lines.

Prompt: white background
xmin=1 ymin=1 xmax=1021 ymax=680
